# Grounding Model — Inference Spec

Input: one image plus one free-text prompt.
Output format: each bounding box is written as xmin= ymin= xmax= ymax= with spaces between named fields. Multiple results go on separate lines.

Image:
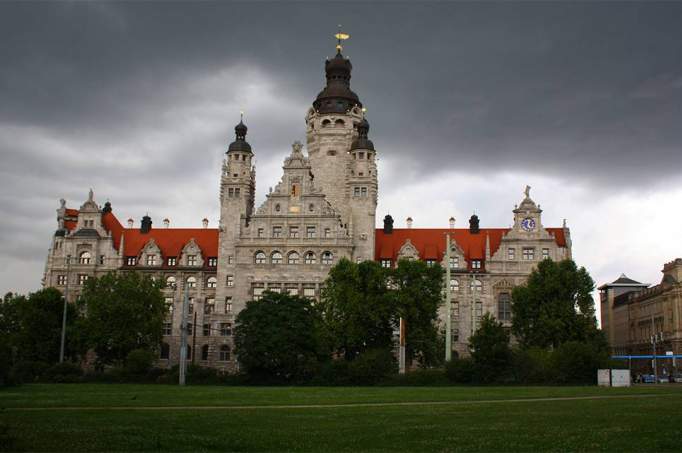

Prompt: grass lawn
xmin=2 ymin=384 xmax=682 ymax=451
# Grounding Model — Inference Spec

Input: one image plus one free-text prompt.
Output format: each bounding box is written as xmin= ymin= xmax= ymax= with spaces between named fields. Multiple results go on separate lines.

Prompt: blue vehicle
xmin=642 ymin=374 xmax=656 ymax=383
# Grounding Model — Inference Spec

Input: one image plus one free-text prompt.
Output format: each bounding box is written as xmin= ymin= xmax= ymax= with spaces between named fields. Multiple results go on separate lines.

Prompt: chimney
xmin=469 ymin=214 xmax=480 ymax=234
xmin=406 ymin=217 xmax=413 ymax=229
xmin=202 ymin=218 xmax=209 ymax=229
xmin=163 ymin=218 xmax=170 ymax=228
xmin=140 ymin=215 xmax=152 ymax=234
xmin=127 ymin=218 xmax=134 ymax=228
xmin=449 ymin=217 xmax=455 ymax=229
xmin=383 ymin=214 xmax=394 ymax=234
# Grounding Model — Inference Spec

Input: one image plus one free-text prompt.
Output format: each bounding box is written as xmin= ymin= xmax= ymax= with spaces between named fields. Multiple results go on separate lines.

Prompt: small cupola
xmin=469 ymin=214 xmax=480 ymax=234
xmin=227 ymin=117 xmax=252 ymax=154
xmin=383 ymin=214 xmax=394 ymax=234
xmin=140 ymin=215 xmax=152 ymax=234
xmin=351 ymin=118 xmax=375 ymax=151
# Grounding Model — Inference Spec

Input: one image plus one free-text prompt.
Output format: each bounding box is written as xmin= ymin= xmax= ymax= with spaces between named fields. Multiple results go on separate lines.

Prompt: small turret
xmin=469 ymin=214 xmax=480 ymax=234
xmin=383 ymin=214 xmax=394 ymax=234
xmin=140 ymin=215 xmax=152 ymax=234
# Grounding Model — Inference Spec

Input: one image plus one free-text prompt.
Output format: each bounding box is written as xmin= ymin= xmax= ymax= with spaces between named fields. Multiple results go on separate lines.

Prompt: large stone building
xmin=599 ymin=259 xmax=682 ymax=363
xmin=43 ymin=38 xmax=572 ymax=368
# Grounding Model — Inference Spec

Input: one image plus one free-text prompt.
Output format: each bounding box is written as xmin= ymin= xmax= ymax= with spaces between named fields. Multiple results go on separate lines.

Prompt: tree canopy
xmin=469 ymin=313 xmax=511 ymax=383
xmin=78 ymin=272 xmax=166 ymax=366
xmin=511 ymin=259 xmax=605 ymax=350
xmin=234 ymin=291 xmax=323 ymax=383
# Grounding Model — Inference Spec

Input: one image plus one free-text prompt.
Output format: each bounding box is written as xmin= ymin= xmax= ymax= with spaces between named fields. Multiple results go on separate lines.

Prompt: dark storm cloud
xmin=1 ymin=1 xmax=682 ymax=294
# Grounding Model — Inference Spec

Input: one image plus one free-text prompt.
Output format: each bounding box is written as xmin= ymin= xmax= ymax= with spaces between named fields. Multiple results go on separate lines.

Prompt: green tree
xmin=512 ymin=259 xmax=605 ymax=350
xmin=319 ymin=259 xmax=395 ymax=359
xmin=469 ymin=313 xmax=511 ymax=383
xmin=0 ymin=289 xmax=79 ymax=365
xmin=392 ymin=259 xmax=444 ymax=367
xmin=78 ymin=272 xmax=166 ymax=366
xmin=234 ymin=291 xmax=323 ymax=382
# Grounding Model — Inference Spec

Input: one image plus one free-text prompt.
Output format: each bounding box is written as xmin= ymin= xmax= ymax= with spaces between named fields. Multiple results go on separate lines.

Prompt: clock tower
xmin=513 ymin=185 xmax=543 ymax=233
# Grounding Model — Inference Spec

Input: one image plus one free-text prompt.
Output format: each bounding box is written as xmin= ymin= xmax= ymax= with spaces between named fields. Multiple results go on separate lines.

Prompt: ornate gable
xmin=397 ymin=239 xmax=419 ymax=260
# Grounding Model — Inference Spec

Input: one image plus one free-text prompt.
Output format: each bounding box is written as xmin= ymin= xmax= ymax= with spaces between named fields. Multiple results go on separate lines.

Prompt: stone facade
xmin=42 ymin=41 xmax=572 ymax=368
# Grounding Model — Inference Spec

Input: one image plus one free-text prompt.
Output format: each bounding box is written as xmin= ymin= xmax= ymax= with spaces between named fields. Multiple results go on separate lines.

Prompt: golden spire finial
xmin=240 ymin=110 xmax=244 ymax=122
xmin=334 ymin=24 xmax=350 ymax=53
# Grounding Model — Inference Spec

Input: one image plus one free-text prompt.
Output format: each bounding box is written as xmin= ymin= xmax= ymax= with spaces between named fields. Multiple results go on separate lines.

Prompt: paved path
xmin=4 ymin=392 xmax=678 ymax=411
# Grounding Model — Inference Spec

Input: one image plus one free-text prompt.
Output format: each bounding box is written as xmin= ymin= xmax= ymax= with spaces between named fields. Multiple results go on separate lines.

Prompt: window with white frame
xmin=522 ymin=248 xmax=535 ymax=260
xmin=306 ymin=226 xmax=316 ymax=238
xmin=508 ymin=248 xmax=515 ymax=260
xmin=425 ymin=259 xmax=436 ymax=267
xmin=289 ymin=226 xmax=299 ymax=238
xmin=164 ymin=297 xmax=174 ymax=314
xmin=224 ymin=296 xmax=232 ymax=313
xmin=253 ymin=285 xmax=264 ymax=301
xmin=167 ymin=257 xmax=177 ymax=266
xmin=542 ymin=248 xmax=550 ymax=260
xmin=207 ymin=277 xmax=217 ymax=288
xmin=361 ymin=187 xmax=367 ymax=197
xmin=146 ymin=254 xmax=157 ymax=266
xmin=208 ymin=257 xmax=218 ymax=267
xmin=304 ymin=251 xmax=316 ymax=264
xmin=471 ymin=260 xmax=482 ymax=269
xmin=57 ymin=275 xmax=67 ymax=285
xmin=186 ymin=276 xmax=197 ymax=288
xmin=255 ymin=251 xmax=266 ymax=264
xmin=187 ymin=255 xmax=197 ymax=266
xmin=226 ymin=275 xmax=234 ymax=287
xmin=271 ymin=251 xmax=283 ymax=264
xmin=354 ymin=187 xmax=360 ymax=197
xmin=321 ymin=251 xmax=333 ymax=265
xmin=303 ymin=286 xmax=316 ymax=299
xmin=449 ymin=256 xmax=459 ymax=269
xmin=285 ymin=284 xmax=299 ymax=296
xmin=288 ymin=251 xmax=300 ymax=265
xmin=79 ymin=251 xmax=91 ymax=264
xmin=470 ymin=279 xmax=482 ymax=292
xmin=166 ymin=276 xmax=176 ymax=288
xmin=381 ymin=259 xmax=392 ymax=268
xmin=450 ymin=278 xmax=459 ymax=292
xmin=126 ymin=256 xmax=136 ymax=266
xmin=78 ymin=274 xmax=89 ymax=285
xmin=257 ymin=228 xmax=264 ymax=238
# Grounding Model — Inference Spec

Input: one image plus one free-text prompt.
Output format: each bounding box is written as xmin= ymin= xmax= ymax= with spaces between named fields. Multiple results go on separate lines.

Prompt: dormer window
xmin=126 ymin=256 xmax=136 ymax=266
xmin=471 ymin=260 xmax=482 ymax=270
xmin=449 ymin=256 xmax=459 ymax=269
xmin=146 ymin=255 xmax=157 ymax=266
xmin=167 ymin=257 xmax=177 ymax=266
xmin=381 ymin=259 xmax=392 ymax=268
xmin=425 ymin=259 xmax=436 ymax=267
xmin=187 ymin=255 xmax=197 ymax=266
xmin=208 ymin=257 xmax=218 ymax=267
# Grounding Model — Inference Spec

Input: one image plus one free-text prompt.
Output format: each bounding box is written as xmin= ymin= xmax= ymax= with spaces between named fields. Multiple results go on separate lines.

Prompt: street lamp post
xmin=59 ymin=254 xmax=72 ymax=363
xmin=178 ymin=278 xmax=189 ymax=386
xmin=444 ymin=234 xmax=452 ymax=362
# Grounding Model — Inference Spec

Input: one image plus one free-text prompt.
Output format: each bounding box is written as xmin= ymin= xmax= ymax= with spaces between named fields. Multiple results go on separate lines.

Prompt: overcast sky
xmin=1 ymin=1 xmax=681 ymax=322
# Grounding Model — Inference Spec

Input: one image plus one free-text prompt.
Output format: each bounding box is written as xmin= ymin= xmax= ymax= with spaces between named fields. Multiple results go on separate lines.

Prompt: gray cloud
xmin=1 ymin=1 xmax=682 ymax=295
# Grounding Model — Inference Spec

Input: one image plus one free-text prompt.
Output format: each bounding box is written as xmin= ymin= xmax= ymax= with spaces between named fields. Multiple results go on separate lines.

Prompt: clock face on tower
xmin=521 ymin=217 xmax=536 ymax=232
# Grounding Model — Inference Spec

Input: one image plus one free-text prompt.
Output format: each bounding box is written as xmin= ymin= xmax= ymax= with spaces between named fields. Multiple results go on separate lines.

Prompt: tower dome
xmin=313 ymin=50 xmax=362 ymax=114
xmin=227 ymin=119 xmax=252 ymax=153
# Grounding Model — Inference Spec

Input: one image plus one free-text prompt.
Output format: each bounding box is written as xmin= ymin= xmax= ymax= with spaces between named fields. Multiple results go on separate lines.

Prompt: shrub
xmin=310 ymin=360 xmax=351 ymax=386
xmin=444 ymin=358 xmax=475 ymax=384
xmin=347 ymin=348 xmax=397 ymax=385
xmin=43 ymin=362 xmax=83 ymax=383
xmin=511 ymin=347 xmax=555 ymax=384
xmin=10 ymin=361 xmax=50 ymax=383
xmin=385 ymin=368 xmax=450 ymax=386
xmin=124 ymin=348 xmax=156 ymax=376
xmin=551 ymin=341 xmax=609 ymax=385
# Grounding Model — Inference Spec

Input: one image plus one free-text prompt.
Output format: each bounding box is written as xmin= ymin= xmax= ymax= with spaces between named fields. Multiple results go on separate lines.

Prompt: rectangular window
xmin=78 ymin=274 xmax=89 ymax=285
xmin=303 ymin=286 xmax=316 ymax=299
xmin=354 ymin=187 xmax=360 ymax=197
xmin=452 ymin=302 xmax=460 ymax=319
xmin=257 ymin=228 xmax=264 ymax=238
xmin=306 ymin=226 xmax=316 ymax=238
xmin=146 ymin=255 xmax=157 ymax=266
xmin=381 ymin=259 xmax=392 ymax=268
xmin=273 ymin=226 xmax=282 ymax=238
xmin=167 ymin=257 xmax=177 ymax=266
xmin=449 ymin=256 xmax=459 ymax=269
xmin=226 ymin=275 xmax=234 ymax=287
xmin=498 ymin=293 xmax=512 ymax=321
xmin=449 ymin=278 xmax=459 ymax=292
xmin=208 ymin=257 xmax=218 ymax=267
xmin=204 ymin=298 xmax=215 ymax=314
xmin=234 ymin=188 xmax=240 ymax=197
xmin=253 ymin=285 xmax=264 ymax=301
xmin=268 ymin=284 xmax=282 ymax=294
xmin=452 ymin=328 xmax=459 ymax=342
xmin=542 ymin=248 xmax=550 ymax=260
xmin=99 ymin=255 xmax=105 ymax=265
xmin=508 ymin=248 xmax=515 ymax=260
xmin=285 ymin=284 xmax=299 ymax=296
xmin=228 ymin=188 xmax=234 ymax=197
xmin=324 ymin=228 xmax=331 ymax=238
xmin=522 ymin=248 xmax=535 ymax=260
xmin=361 ymin=187 xmax=368 ymax=197
xmin=425 ymin=259 xmax=436 ymax=267
xmin=187 ymin=255 xmax=197 ymax=266
xmin=228 ymin=255 xmax=233 ymax=265
xmin=188 ymin=299 xmax=194 ymax=315
xmin=220 ymin=323 xmax=232 ymax=336
xmin=203 ymin=323 xmax=211 ymax=337
xmin=289 ymin=226 xmax=299 ymax=238
xmin=471 ymin=260 xmax=482 ymax=269
xmin=163 ymin=322 xmax=172 ymax=336
xmin=57 ymin=275 xmax=67 ymax=285
xmin=224 ymin=296 xmax=232 ymax=313
xmin=475 ymin=301 xmax=483 ymax=319
xmin=187 ymin=323 xmax=193 ymax=335
xmin=126 ymin=257 xmax=136 ymax=266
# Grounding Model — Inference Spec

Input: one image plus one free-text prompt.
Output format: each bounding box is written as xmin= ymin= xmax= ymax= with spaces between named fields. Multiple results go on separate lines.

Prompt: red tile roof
xmin=120 ymin=228 xmax=218 ymax=258
xmin=374 ymin=227 xmax=567 ymax=263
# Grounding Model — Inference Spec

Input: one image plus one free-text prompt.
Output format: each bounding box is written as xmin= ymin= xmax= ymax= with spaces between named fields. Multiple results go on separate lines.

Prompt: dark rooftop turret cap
xmin=383 ymin=214 xmax=394 ymax=234
xmin=140 ymin=215 xmax=152 ymax=234
xmin=351 ymin=118 xmax=375 ymax=151
xmin=228 ymin=119 xmax=252 ymax=153
xmin=469 ymin=214 xmax=480 ymax=234
xmin=313 ymin=51 xmax=362 ymax=114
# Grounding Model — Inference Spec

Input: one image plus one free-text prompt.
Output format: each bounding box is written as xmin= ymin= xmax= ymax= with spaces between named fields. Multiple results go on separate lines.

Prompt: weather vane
xmin=240 ymin=110 xmax=244 ymax=122
xmin=334 ymin=25 xmax=350 ymax=53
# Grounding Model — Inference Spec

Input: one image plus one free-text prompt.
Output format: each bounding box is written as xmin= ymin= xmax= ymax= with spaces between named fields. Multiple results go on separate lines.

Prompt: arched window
xmin=334 ymin=119 xmax=345 ymax=127
xmin=304 ymin=251 xmax=316 ymax=265
xmin=470 ymin=279 xmax=483 ymax=292
xmin=219 ymin=345 xmax=231 ymax=361
xmin=255 ymin=251 xmax=266 ymax=264
xmin=186 ymin=276 xmax=197 ymax=288
xmin=271 ymin=251 xmax=283 ymax=265
xmin=288 ymin=251 xmax=300 ymax=265
xmin=449 ymin=279 xmax=459 ymax=292
xmin=201 ymin=344 xmax=209 ymax=361
xmin=160 ymin=342 xmax=170 ymax=360
xmin=206 ymin=277 xmax=217 ymax=288
xmin=321 ymin=119 xmax=331 ymax=127
xmin=321 ymin=251 xmax=333 ymax=265
xmin=498 ymin=293 xmax=512 ymax=321
xmin=79 ymin=251 xmax=91 ymax=264
xmin=166 ymin=276 xmax=176 ymax=288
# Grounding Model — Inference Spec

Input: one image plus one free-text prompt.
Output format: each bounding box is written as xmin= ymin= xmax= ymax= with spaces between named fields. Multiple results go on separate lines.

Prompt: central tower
xmin=305 ymin=32 xmax=378 ymax=262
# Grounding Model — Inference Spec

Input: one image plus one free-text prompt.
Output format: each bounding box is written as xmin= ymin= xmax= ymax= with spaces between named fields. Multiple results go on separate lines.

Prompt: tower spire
xmin=334 ymin=25 xmax=350 ymax=54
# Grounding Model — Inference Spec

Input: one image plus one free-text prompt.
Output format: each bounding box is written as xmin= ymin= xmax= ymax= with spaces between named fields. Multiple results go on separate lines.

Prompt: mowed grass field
xmin=2 ymin=384 xmax=682 ymax=452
